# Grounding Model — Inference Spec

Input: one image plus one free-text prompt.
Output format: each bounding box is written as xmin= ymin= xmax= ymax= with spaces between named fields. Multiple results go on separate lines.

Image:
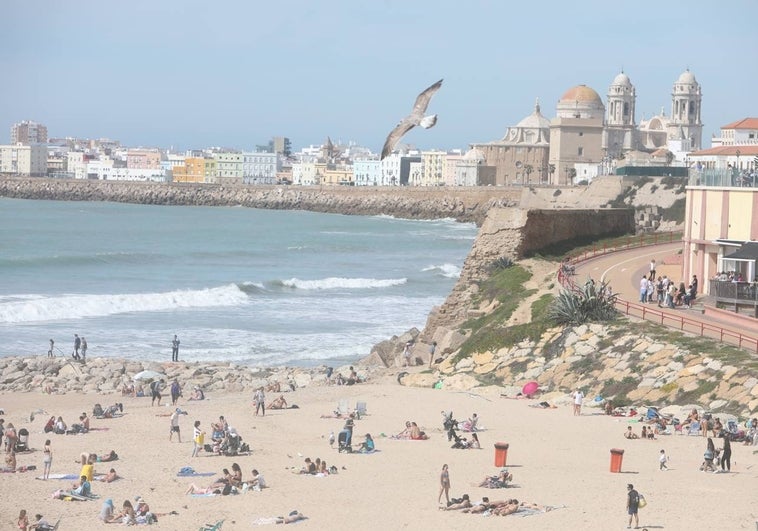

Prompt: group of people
xmin=639 ymin=265 xmax=698 ymax=309
xmin=72 ymin=334 xmax=88 ymax=361
xmin=298 ymin=456 xmax=336 ymax=476
xmin=98 ymin=496 xmax=159 ymax=525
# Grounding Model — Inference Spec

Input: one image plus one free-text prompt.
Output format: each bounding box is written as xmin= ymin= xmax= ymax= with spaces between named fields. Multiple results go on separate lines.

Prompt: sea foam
xmin=280 ymin=277 xmax=407 ymax=290
xmin=0 ymin=284 xmax=249 ymax=324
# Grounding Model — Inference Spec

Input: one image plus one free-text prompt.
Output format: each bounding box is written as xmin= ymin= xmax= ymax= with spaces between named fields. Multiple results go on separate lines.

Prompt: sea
xmin=0 ymin=198 xmax=477 ymax=367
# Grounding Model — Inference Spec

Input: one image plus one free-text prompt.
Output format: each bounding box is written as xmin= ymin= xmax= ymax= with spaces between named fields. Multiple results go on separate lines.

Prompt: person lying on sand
xmin=276 ymin=511 xmax=307 ymax=524
xmin=478 ymin=468 xmax=512 ymax=488
xmin=441 ymin=494 xmax=471 ymax=510
xmin=99 ymin=468 xmax=119 ymax=482
xmin=185 ymin=483 xmax=222 ymax=495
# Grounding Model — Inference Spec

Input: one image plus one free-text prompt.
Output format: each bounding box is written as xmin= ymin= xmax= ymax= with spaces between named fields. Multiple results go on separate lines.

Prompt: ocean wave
xmin=0 ymin=251 xmax=166 ymax=269
xmin=0 ymin=284 xmax=249 ymax=324
xmin=238 ymin=282 xmax=267 ymax=295
xmin=422 ymin=263 xmax=461 ymax=278
xmin=278 ymin=277 xmax=407 ymax=290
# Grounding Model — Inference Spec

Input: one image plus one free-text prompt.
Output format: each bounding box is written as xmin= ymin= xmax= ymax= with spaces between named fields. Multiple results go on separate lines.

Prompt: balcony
xmin=688 ymin=168 xmax=758 ymax=188
xmin=708 ymin=279 xmax=758 ymax=317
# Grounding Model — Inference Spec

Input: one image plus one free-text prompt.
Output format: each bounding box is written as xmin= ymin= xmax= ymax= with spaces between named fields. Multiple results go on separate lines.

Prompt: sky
xmin=2 ymin=0 xmax=757 ymax=153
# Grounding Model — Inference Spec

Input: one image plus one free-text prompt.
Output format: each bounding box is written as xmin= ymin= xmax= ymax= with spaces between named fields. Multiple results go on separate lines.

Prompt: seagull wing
xmin=381 ymin=118 xmax=416 ymax=160
xmin=410 ymin=79 xmax=443 ymax=119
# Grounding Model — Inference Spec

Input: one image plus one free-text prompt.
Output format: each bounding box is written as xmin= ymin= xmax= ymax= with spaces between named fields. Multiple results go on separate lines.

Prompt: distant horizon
xmin=4 ymin=1 xmax=757 ymax=153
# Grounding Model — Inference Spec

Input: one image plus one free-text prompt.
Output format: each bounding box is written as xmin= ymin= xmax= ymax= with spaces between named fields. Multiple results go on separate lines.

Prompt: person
xmin=192 ymin=421 xmax=205 ymax=458
xmin=169 ymin=408 xmax=182 ymax=442
xmin=80 ymin=337 xmax=87 ymax=360
xmin=81 ymin=412 xmax=90 ymax=431
xmin=702 ymin=437 xmax=717 ymax=472
xmin=443 ymin=494 xmax=471 ymax=511
xmin=268 ymin=395 xmax=288 ymax=410
xmin=461 ymin=413 xmax=479 ymax=432
xmin=711 ymin=417 xmax=723 ymax=438
xmin=71 ymin=474 xmax=92 ymax=497
xmin=641 ymin=426 xmax=648 ymax=439
xmin=115 ymin=500 xmax=136 ymax=525
xmin=300 ymin=458 xmax=317 ymax=475
xmin=189 ymin=386 xmax=205 ymax=400
xmin=4 ymin=450 xmax=16 ymax=472
xmin=230 ymin=463 xmax=243 ymax=487
xmin=639 ymin=276 xmax=648 ymax=303
xmin=99 ymin=498 xmax=115 ymax=522
xmin=438 ymin=464 xmax=450 ymax=505
xmin=47 ymin=339 xmax=54 ymax=358
xmin=43 ymin=417 xmax=55 ymax=434
xmin=395 ymin=421 xmax=412 ymax=439
xmin=359 ymin=433 xmax=375 ymax=453
xmin=30 ymin=514 xmax=55 ymax=531
xmin=121 ymin=382 xmax=134 ymax=396
xmin=212 ymin=416 xmax=229 ymax=439
xmin=18 ymin=509 xmax=29 ymax=530
xmin=171 ymin=334 xmax=180 ymax=362
xmin=150 ymin=379 xmax=165 ymax=406
xmin=100 ymin=468 xmax=119 ymax=483
xmin=254 ymin=387 xmax=265 ymax=416
xmin=572 ymin=389 xmax=584 ymax=416
xmin=42 ymin=439 xmax=52 ymax=480
xmin=79 ymin=454 xmax=95 ymax=482
xmin=468 ymin=432 xmax=480 ymax=449
xmin=276 ymin=511 xmax=306 ymax=524
xmin=73 ymin=334 xmax=81 ymax=360
xmin=5 ymin=422 xmax=18 ymax=452
xmin=134 ymin=497 xmax=152 ymax=522
xmin=249 ymin=469 xmax=266 ymax=489
xmin=649 ymin=259 xmax=656 ymax=279
xmin=410 ymin=421 xmax=428 ymax=440
xmin=626 ymin=483 xmax=640 ymax=529
xmin=659 ymin=449 xmax=668 ymax=470
xmin=403 ymin=341 xmax=412 ymax=367
xmin=691 ymin=274 xmax=698 ymax=298
xmin=721 ymin=436 xmax=732 ymax=472
xmin=170 ymin=379 xmax=181 ymax=406
xmin=478 ymin=468 xmax=513 ymax=488
xmin=428 ymin=341 xmax=437 ymax=368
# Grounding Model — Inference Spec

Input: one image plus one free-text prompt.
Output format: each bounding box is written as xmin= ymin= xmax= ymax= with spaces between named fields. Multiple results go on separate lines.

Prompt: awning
xmin=715 ymin=239 xmax=746 ymax=247
xmin=724 ymin=242 xmax=758 ymax=261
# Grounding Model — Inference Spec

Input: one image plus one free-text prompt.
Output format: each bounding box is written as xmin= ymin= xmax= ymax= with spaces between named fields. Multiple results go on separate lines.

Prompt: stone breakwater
xmin=400 ymin=323 xmax=758 ymax=416
xmin=0 ymin=177 xmax=525 ymax=225
xmin=0 ymin=356 xmax=382 ymax=396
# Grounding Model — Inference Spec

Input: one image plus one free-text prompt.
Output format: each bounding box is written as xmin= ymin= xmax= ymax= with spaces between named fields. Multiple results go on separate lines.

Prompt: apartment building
xmin=11 ymin=120 xmax=48 ymax=145
xmin=0 ymin=144 xmax=48 ymax=176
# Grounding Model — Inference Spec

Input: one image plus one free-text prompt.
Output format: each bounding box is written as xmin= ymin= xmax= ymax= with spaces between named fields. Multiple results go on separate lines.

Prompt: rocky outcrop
xmin=400 ymin=322 xmax=758 ymax=416
xmin=0 ymin=357 xmax=381 ymax=395
xmin=0 ymin=178 xmax=525 ymax=226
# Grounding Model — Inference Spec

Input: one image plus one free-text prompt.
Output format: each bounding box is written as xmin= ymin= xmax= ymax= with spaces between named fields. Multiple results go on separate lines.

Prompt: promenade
xmin=571 ymin=240 xmax=758 ymax=353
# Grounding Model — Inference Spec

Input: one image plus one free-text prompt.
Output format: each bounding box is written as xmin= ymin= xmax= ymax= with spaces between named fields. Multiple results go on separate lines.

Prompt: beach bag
xmin=638 ymin=494 xmax=647 ymax=508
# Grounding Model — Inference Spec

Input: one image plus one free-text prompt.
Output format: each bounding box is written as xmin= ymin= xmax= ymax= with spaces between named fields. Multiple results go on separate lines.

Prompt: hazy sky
xmin=3 ymin=0 xmax=756 ymax=153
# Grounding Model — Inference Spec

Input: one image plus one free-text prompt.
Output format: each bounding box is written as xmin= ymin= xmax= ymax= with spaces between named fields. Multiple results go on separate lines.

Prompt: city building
xmin=243 ymin=151 xmax=278 ymax=184
xmin=0 ymin=144 xmax=48 ymax=176
xmin=10 ymin=120 xmax=48 ymax=145
xmin=172 ymin=157 xmax=206 ymax=183
xmin=126 ymin=148 xmax=161 ymax=169
xmin=420 ymin=150 xmax=447 ymax=186
xmin=213 ymin=151 xmax=244 ymax=184
xmin=353 ymin=159 xmax=382 ymax=186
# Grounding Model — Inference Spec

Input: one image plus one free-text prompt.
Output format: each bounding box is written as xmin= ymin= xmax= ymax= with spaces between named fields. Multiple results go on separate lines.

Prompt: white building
xmin=0 ymin=144 xmax=47 ymax=176
xmin=243 ymin=152 xmax=278 ymax=184
xmin=353 ymin=159 xmax=382 ymax=186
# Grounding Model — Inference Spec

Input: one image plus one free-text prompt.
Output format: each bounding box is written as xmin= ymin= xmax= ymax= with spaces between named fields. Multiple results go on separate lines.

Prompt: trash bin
xmin=494 ymin=442 xmax=509 ymax=467
xmin=610 ymin=448 xmax=624 ymax=473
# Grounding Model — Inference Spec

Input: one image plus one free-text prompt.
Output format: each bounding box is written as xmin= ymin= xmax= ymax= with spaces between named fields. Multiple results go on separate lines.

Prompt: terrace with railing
xmin=708 ymin=280 xmax=758 ymax=317
xmin=688 ymin=168 xmax=758 ymax=188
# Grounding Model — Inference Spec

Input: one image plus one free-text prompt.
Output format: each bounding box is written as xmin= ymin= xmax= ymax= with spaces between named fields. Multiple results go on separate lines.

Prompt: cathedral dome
xmin=559 ymin=85 xmax=602 ymax=104
xmin=516 ymin=100 xmax=550 ymax=129
xmin=676 ymin=69 xmax=697 ymax=84
xmin=612 ymin=72 xmax=632 ymax=87
xmin=463 ymin=147 xmax=485 ymax=162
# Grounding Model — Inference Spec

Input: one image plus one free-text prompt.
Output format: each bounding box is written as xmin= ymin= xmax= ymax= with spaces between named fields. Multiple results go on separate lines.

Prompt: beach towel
xmin=176 ymin=466 xmax=215 ymax=477
xmin=190 ymin=492 xmax=218 ymax=497
xmin=37 ymin=473 xmax=105 ymax=481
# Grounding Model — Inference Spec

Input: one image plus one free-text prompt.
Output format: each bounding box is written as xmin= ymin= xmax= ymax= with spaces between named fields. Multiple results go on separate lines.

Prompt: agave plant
xmin=489 ymin=256 xmax=514 ymax=272
xmin=548 ymin=277 xmax=618 ymax=325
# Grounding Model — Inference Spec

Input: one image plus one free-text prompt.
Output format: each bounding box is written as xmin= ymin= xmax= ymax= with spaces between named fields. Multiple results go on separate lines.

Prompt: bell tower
xmin=603 ymin=71 xmax=637 ymax=158
xmin=669 ymin=69 xmax=703 ymax=151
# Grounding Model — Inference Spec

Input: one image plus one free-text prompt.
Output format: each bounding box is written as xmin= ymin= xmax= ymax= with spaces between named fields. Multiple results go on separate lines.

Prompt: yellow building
xmin=421 ymin=150 xmax=446 ymax=186
xmin=204 ymin=158 xmax=218 ymax=183
xmin=172 ymin=157 xmax=205 ymax=183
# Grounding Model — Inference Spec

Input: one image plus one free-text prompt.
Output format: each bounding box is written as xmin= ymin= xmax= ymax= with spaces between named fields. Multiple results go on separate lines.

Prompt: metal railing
xmin=556 ymin=233 xmax=758 ymax=353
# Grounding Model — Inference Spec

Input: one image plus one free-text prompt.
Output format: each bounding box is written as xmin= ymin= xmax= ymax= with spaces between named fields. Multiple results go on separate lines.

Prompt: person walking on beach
xmin=171 ymin=335 xmax=180 ymax=362
xmin=48 ymin=339 xmax=54 ymax=358
xmin=80 ymin=337 xmax=88 ymax=360
xmin=572 ymin=389 xmax=584 ymax=416
xmin=659 ymin=449 xmax=668 ymax=471
xmin=170 ymin=379 xmax=181 ymax=406
xmin=192 ymin=421 xmax=204 ymax=457
xmin=438 ymin=464 xmax=450 ymax=506
xmin=626 ymin=483 xmax=640 ymax=529
xmin=720 ymin=436 xmax=732 ymax=472
xmin=254 ymin=387 xmax=265 ymax=416
xmin=150 ymin=379 xmax=165 ymax=406
xmin=42 ymin=439 xmax=52 ymax=479
xmin=428 ymin=341 xmax=437 ymax=368
xmin=169 ymin=409 xmax=182 ymax=443
xmin=73 ymin=334 xmax=81 ymax=360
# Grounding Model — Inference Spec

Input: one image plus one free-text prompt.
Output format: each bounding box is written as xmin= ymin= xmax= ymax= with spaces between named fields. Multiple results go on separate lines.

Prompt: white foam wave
xmin=281 ymin=277 xmax=407 ymax=290
xmin=422 ymin=263 xmax=461 ymax=278
xmin=0 ymin=284 xmax=249 ymax=324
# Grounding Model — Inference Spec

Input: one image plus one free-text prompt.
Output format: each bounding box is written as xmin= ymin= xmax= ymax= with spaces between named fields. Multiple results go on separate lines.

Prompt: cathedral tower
xmin=603 ymin=71 xmax=637 ymax=158
xmin=669 ymin=69 xmax=703 ymax=151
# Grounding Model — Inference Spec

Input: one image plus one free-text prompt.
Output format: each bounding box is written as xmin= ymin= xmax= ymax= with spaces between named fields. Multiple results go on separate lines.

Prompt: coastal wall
xmin=0 ymin=177 xmax=525 ymax=225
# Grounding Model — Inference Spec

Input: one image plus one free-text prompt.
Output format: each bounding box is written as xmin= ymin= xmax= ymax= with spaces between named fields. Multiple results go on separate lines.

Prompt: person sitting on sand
xmin=478 ymin=468 xmax=513 ymax=488
xmin=230 ymin=463 xmax=243 ymax=487
xmin=358 ymin=433 xmax=375 ymax=453
xmin=114 ymin=500 xmax=137 ymax=525
xmin=395 ymin=421 xmax=412 ymax=439
xmin=100 ymin=468 xmax=119 ymax=483
xmin=624 ymin=426 xmax=638 ymax=439
xmin=4 ymin=450 xmax=16 ymax=472
xmin=410 ymin=422 xmax=428 ymax=440
xmin=461 ymin=413 xmax=479 ymax=432
xmin=71 ymin=475 xmax=92 ymax=497
xmin=99 ymin=498 xmax=116 ymax=522
xmin=53 ymin=417 xmax=66 ymax=435
xmin=268 ymin=395 xmax=288 ymax=410
xmin=247 ymin=469 xmax=266 ymax=489
xmin=443 ymin=494 xmax=472 ymax=511
xmin=188 ymin=386 xmax=205 ymax=401
xmin=121 ymin=383 xmax=134 ymax=397
xmin=43 ymin=417 xmax=55 ymax=434
xmin=266 ymin=381 xmax=281 ymax=393
xmin=276 ymin=511 xmax=307 ymax=524
xmin=30 ymin=514 xmax=56 ymax=531
xmin=134 ymin=383 xmax=145 ymax=398
xmin=466 ymin=432 xmax=481 ymax=449
xmin=299 ymin=458 xmax=317 ymax=475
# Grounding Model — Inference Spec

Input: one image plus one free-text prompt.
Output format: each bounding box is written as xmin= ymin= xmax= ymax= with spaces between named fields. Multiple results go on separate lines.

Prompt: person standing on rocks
xmin=171 ymin=335 xmax=180 ymax=362
xmin=80 ymin=337 xmax=88 ymax=360
xmin=428 ymin=341 xmax=437 ymax=368
xmin=73 ymin=334 xmax=81 ymax=360
xmin=48 ymin=339 xmax=54 ymax=358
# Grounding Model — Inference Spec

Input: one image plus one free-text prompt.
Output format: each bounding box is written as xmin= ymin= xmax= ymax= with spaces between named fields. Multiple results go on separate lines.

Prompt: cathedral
xmin=469 ymin=70 xmax=703 ymax=185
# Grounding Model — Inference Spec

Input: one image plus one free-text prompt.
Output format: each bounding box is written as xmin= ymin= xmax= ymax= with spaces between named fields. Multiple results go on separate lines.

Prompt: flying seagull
xmin=380 ymin=79 xmax=443 ymax=160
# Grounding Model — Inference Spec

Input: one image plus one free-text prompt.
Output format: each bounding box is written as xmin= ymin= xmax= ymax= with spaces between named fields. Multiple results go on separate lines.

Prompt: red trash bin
xmin=610 ymin=448 xmax=624 ymax=472
xmin=494 ymin=442 xmax=509 ymax=467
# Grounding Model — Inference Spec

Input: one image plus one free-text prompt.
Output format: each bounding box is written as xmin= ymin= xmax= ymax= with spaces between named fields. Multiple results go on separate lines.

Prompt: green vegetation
xmin=548 ymin=279 xmax=618 ymax=326
xmin=600 ymin=376 xmax=640 ymax=400
xmin=661 ymin=197 xmax=686 ymax=223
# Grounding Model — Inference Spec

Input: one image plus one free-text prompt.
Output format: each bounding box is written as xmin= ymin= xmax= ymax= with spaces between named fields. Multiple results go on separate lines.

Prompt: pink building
xmin=126 ymin=148 xmax=161 ymax=170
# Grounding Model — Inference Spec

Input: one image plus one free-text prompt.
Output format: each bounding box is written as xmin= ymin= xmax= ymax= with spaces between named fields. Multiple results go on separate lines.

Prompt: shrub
xmin=489 ymin=256 xmax=514 ymax=272
xmin=548 ymin=279 xmax=618 ymax=325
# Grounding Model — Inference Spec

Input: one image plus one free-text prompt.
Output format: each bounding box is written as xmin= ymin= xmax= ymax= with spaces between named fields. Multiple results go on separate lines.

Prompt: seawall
xmin=0 ymin=177 xmax=525 ymax=225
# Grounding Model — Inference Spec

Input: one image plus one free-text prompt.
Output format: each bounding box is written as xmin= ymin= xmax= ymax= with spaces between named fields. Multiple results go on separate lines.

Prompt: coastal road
xmin=573 ymin=242 xmax=758 ymax=352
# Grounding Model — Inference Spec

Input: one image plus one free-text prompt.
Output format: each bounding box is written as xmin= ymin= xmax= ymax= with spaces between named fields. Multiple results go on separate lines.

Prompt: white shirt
xmin=573 ymin=391 xmax=584 ymax=405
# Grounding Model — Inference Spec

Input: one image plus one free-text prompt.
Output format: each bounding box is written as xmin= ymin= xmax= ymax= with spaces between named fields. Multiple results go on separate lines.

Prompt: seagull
xmin=380 ymin=79 xmax=443 ymax=160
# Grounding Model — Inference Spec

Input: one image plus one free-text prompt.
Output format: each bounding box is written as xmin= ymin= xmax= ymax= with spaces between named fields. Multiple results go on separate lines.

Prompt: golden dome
xmin=559 ymin=85 xmax=602 ymax=104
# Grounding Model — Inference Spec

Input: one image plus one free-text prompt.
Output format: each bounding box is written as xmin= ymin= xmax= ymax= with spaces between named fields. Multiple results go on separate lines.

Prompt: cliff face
xmin=0 ymin=177 xmax=525 ymax=226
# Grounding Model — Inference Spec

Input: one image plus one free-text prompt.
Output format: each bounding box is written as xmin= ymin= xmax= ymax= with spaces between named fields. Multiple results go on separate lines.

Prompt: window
xmin=578 ymin=147 xmax=583 ymax=156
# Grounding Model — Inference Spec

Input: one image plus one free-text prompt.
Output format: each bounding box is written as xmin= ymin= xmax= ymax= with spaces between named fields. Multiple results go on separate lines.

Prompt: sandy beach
xmin=1 ymin=367 xmax=756 ymax=530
